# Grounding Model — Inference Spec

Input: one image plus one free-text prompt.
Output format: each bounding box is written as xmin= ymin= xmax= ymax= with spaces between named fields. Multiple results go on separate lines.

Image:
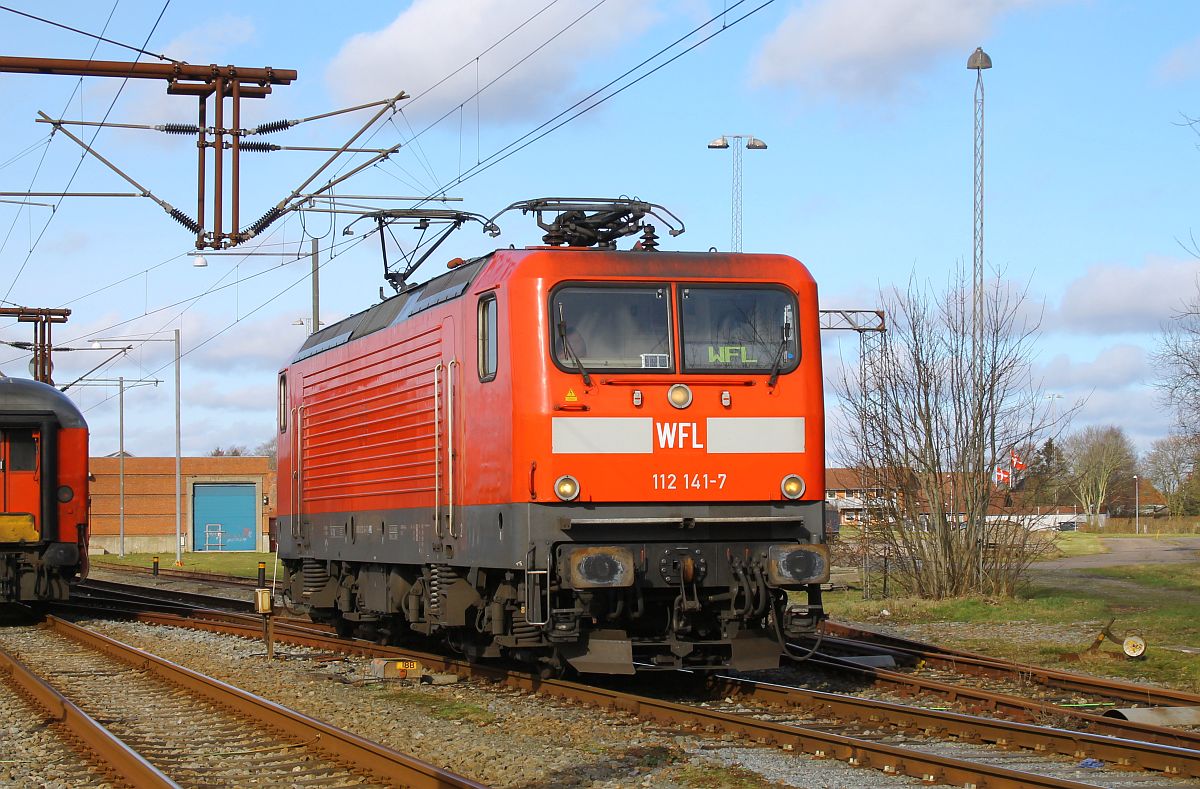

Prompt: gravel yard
xmin=72 ymin=618 xmax=932 ymax=788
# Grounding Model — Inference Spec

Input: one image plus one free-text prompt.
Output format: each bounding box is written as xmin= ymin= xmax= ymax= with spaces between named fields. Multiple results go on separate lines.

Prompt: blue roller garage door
xmin=192 ymin=484 xmax=256 ymax=551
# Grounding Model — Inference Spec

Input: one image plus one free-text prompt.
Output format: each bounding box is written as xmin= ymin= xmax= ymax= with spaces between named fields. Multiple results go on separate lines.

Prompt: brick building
xmin=89 ymin=455 xmax=277 ymax=554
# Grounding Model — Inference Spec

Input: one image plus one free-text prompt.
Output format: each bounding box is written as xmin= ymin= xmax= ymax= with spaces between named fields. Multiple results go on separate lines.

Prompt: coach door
xmin=0 ymin=428 xmax=41 ymax=542
xmin=434 ymin=319 xmax=462 ymax=543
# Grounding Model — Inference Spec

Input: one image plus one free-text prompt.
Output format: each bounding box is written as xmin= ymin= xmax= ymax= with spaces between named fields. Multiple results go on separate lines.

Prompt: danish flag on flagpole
xmin=995 ymin=467 xmax=1011 ymax=486
xmin=1011 ymin=451 xmax=1027 ymax=471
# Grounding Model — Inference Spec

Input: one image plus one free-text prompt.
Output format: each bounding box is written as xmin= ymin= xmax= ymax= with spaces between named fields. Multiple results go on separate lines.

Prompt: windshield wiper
xmin=557 ymin=305 xmax=592 ymax=387
xmin=767 ymin=322 xmax=793 ymax=387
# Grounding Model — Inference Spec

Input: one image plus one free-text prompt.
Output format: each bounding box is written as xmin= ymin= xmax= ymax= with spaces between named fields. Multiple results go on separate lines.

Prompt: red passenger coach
xmin=0 ymin=376 xmax=89 ymax=603
xmin=277 ymin=200 xmax=828 ymax=674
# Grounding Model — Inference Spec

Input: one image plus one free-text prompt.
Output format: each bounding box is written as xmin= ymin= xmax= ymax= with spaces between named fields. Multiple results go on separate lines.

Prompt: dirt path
xmin=1039 ymin=536 xmax=1200 ymax=570
xmin=1030 ymin=536 xmax=1200 ymax=615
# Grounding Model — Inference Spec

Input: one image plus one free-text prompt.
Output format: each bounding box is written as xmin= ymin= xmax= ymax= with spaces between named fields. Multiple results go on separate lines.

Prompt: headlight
xmin=56 ymin=485 xmax=74 ymax=503
xmin=780 ymin=474 xmax=805 ymax=499
xmin=667 ymin=383 xmax=692 ymax=409
xmin=767 ymin=544 xmax=830 ymax=585
xmin=554 ymin=475 xmax=580 ymax=501
xmin=561 ymin=546 xmax=635 ymax=588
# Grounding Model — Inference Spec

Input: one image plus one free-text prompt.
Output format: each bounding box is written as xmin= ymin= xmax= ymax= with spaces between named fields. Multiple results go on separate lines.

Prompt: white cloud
xmin=325 ymin=0 xmax=661 ymax=125
xmin=187 ymin=314 xmax=298 ymax=373
xmin=751 ymin=0 xmax=1041 ymax=101
xmin=123 ymin=17 xmax=258 ymax=125
xmin=1034 ymin=344 xmax=1148 ymax=391
xmin=1050 ymin=257 xmax=1200 ymax=335
xmin=1156 ymin=34 xmax=1200 ymax=83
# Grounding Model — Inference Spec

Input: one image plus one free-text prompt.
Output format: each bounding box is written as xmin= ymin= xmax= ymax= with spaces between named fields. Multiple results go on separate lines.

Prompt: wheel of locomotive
xmin=333 ymin=614 xmax=356 ymax=639
xmin=539 ymin=652 xmax=569 ymax=680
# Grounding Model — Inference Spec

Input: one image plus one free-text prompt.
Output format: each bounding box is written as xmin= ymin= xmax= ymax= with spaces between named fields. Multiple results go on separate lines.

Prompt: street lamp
xmin=72 ymin=372 xmax=160 ymax=557
xmin=95 ymin=330 xmax=183 ymax=564
xmin=1133 ymin=474 xmax=1140 ymax=535
xmin=1045 ymin=392 xmax=1063 ymax=422
xmin=707 ymin=134 xmax=768 ymax=253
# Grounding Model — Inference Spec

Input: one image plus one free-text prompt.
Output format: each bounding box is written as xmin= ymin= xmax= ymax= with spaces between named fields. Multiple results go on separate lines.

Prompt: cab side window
xmin=278 ymin=373 xmax=288 ymax=433
xmin=478 ymin=295 xmax=498 ymax=382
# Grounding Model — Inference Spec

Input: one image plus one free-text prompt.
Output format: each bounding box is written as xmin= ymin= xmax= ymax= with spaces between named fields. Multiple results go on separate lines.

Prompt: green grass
xmin=384 ymin=688 xmax=496 ymax=725
xmin=824 ymin=565 xmax=1200 ymax=692
xmin=1046 ymin=531 xmax=1108 ymax=559
xmin=1081 ymin=563 xmax=1200 ymax=593
xmin=672 ymin=764 xmax=782 ymax=788
xmin=90 ymin=551 xmax=279 ymax=578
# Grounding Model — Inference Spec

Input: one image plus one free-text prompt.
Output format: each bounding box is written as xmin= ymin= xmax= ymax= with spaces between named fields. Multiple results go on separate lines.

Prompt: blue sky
xmin=1 ymin=0 xmax=1197 ymax=458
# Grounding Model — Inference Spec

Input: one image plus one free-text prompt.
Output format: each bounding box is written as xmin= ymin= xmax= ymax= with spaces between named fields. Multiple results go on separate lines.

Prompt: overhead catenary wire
xmin=1 ymin=0 xmax=173 ymax=304
xmin=417 ymin=0 xmax=774 ymax=204
xmin=0 ymin=4 xmax=182 ymax=64
xmin=327 ymin=0 xmax=573 ymax=183
xmin=78 ymin=231 xmax=376 ymax=415
xmin=0 ymin=0 xmax=121 ymax=277
xmin=15 ymin=0 xmax=767 ymax=401
xmin=139 ymin=0 xmax=774 ymax=358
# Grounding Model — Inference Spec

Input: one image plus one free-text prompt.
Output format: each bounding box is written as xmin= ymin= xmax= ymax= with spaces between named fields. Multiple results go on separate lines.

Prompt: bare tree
xmin=835 ymin=268 xmax=1062 ymax=599
xmin=1143 ymin=434 xmax=1199 ymax=516
xmin=1153 ymin=284 xmax=1200 ymax=436
xmin=208 ymin=445 xmax=247 ymax=457
xmin=1062 ymin=426 xmax=1137 ymax=525
xmin=253 ymin=435 xmax=278 ymax=470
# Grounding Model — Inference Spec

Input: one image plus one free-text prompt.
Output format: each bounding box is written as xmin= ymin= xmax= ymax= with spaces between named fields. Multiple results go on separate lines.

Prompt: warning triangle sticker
xmin=564 ymin=389 xmax=578 ymax=402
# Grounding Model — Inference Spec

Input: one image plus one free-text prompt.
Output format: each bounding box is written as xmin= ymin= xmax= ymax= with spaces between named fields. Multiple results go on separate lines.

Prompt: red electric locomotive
xmin=0 ymin=376 xmax=89 ymax=603
xmin=277 ymin=200 xmax=828 ymax=674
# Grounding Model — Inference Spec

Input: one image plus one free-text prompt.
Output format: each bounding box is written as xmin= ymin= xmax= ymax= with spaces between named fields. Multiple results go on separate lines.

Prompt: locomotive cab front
xmin=507 ymin=250 xmax=828 ymax=673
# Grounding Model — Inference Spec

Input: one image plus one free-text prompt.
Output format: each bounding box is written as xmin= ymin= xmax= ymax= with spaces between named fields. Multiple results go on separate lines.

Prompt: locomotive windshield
xmin=679 ymin=286 xmax=798 ymax=373
xmin=553 ymin=285 xmax=672 ymax=371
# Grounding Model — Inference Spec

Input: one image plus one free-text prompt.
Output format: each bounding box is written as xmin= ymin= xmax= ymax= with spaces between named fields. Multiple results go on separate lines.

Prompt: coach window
xmin=478 ymin=294 xmax=498 ymax=382
xmin=679 ymin=286 xmax=798 ymax=373
xmin=6 ymin=429 xmax=37 ymax=471
xmin=551 ymin=285 xmax=672 ymax=372
xmin=278 ymin=373 xmax=287 ymax=433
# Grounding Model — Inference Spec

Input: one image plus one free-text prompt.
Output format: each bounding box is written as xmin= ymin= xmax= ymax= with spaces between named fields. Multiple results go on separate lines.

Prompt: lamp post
xmin=707 ymin=134 xmax=767 ymax=252
xmin=1133 ymin=474 xmax=1140 ymax=535
xmin=1045 ymin=392 xmax=1063 ymax=422
xmin=95 ymin=330 xmax=183 ymax=564
xmin=967 ymin=47 xmax=992 ymax=588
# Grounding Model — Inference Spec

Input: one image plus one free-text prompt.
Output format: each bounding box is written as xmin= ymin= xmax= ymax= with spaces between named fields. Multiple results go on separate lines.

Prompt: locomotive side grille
xmin=299 ymin=325 xmax=443 ymax=504
xmin=301 ymin=558 xmax=330 ymax=598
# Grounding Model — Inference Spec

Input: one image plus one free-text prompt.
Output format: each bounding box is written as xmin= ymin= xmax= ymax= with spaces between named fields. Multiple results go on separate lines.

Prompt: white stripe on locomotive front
xmin=550 ymin=416 xmax=805 ymax=454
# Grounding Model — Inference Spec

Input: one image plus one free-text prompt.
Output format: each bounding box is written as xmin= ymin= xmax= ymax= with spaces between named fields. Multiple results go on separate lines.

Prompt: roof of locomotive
xmin=287 ymin=246 xmax=813 ymax=365
xmin=0 ymin=376 xmax=87 ymax=428
xmin=291 ymin=253 xmax=491 ymax=365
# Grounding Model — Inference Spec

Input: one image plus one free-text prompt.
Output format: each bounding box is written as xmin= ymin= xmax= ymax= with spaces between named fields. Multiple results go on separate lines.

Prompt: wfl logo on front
xmin=655 ymin=421 xmax=704 ymax=450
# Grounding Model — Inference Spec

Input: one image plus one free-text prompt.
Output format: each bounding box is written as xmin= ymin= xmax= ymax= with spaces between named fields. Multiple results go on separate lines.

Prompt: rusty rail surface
xmin=110 ymin=608 xmax=1195 ymax=786
xmin=820 ymin=621 xmax=1200 ymax=708
xmin=0 ymin=642 xmax=178 ymax=788
xmin=43 ymin=616 xmax=485 ymax=789
xmin=801 ymin=653 xmax=1200 ymax=751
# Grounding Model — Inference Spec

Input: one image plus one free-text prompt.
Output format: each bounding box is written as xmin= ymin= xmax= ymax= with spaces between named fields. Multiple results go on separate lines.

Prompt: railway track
xmin=819 ymin=621 xmax=1200 ymax=709
xmin=0 ymin=616 xmax=483 ymax=788
xmin=59 ymin=596 xmax=1199 ymax=788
